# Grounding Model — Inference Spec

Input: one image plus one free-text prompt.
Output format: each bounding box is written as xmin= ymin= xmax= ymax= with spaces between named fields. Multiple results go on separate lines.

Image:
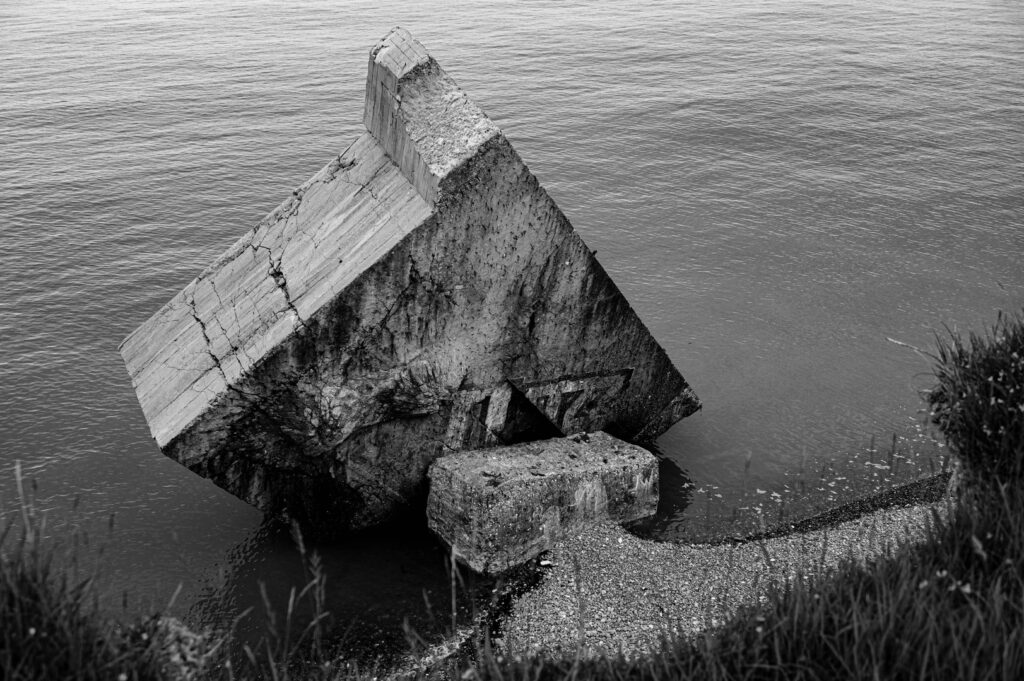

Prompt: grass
xmin=466 ymin=489 xmax=1023 ymax=680
xmin=3 ymin=309 xmax=1024 ymax=679
xmin=929 ymin=309 xmax=1024 ymax=490
xmin=0 ymin=463 xmax=363 ymax=681
xmin=1 ymin=464 xmax=172 ymax=681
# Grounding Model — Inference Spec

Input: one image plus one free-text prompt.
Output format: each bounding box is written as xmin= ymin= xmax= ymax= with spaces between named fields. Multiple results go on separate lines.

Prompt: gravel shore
xmin=501 ymin=500 xmax=951 ymax=659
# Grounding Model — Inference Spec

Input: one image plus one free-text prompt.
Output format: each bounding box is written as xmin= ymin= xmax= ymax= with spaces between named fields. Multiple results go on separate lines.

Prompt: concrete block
xmin=427 ymin=432 xmax=658 ymax=573
xmin=119 ymin=28 xmax=699 ymax=534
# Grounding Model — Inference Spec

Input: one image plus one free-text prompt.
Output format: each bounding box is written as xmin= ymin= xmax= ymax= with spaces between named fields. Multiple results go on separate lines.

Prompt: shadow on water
xmin=627 ymin=443 xmax=695 ymax=540
xmin=187 ymin=511 xmax=485 ymax=668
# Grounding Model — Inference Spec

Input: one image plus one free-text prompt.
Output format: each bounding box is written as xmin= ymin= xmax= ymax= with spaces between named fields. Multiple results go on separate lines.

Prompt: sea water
xmin=2 ymin=0 xmax=1022 ymax=650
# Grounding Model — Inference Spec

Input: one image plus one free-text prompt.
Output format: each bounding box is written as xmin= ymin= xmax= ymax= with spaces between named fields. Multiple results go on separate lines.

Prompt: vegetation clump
xmin=0 ymin=469 xmax=348 ymax=681
xmin=929 ymin=309 xmax=1024 ymax=489
xmin=0 ymin=473 xmax=171 ymax=680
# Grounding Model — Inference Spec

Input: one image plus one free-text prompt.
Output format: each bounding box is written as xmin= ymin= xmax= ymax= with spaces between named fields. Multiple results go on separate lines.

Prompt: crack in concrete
xmin=208 ymin=152 xmax=398 ymax=347
xmin=265 ymin=250 xmax=310 ymax=333
xmin=206 ymin=145 xmax=362 ymax=283
xmin=179 ymin=287 xmax=264 ymax=405
xmin=213 ymin=278 xmax=254 ymax=366
xmin=377 ymin=259 xmax=421 ymax=332
xmin=277 ymin=185 xmax=310 ymax=265
xmin=322 ymin=155 xmax=357 ymax=184
xmin=204 ymin=280 xmax=242 ymax=358
xmin=187 ymin=290 xmax=229 ymax=386
xmin=356 ymin=159 xmax=392 ymax=194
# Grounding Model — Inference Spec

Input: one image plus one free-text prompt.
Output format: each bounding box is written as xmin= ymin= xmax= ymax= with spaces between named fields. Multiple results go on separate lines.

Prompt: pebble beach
xmin=501 ymin=500 xmax=951 ymax=659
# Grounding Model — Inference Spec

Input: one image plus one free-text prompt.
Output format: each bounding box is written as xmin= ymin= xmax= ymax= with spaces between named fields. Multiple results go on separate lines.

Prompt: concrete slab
xmin=427 ymin=432 xmax=658 ymax=573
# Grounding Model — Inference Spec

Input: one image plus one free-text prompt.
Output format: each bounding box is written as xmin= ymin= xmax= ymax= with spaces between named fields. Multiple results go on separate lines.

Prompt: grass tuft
xmin=0 ymin=465 xmax=362 ymax=681
xmin=928 ymin=309 xmax=1024 ymax=489
xmin=1 ymin=463 xmax=169 ymax=681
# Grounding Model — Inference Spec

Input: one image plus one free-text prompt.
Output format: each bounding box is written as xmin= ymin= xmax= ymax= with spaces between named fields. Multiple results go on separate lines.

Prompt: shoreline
xmin=716 ymin=469 xmax=952 ymax=545
xmin=500 ymin=493 xmax=952 ymax=659
xmin=400 ymin=471 xmax=955 ymax=672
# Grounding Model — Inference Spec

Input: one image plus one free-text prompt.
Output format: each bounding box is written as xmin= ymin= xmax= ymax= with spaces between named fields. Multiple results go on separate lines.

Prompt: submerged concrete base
xmin=426 ymin=432 xmax=658 ymax=574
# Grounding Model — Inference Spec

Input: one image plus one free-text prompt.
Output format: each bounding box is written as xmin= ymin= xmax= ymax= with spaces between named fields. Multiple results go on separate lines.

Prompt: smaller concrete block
xmin=426 ymin=432 xmax=658 ymax=574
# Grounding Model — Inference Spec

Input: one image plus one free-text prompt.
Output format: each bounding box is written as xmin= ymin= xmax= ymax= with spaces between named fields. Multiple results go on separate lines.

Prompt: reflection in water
xmin=628 ymin=445 xmax=695 ymax=539
xmin=187 ymin=513 xmax=484 ymax=666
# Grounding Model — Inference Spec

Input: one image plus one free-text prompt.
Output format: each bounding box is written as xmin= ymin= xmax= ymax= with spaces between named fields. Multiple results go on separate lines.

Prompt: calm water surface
xmin=2 ymin=0 xmax=1022 ymax=648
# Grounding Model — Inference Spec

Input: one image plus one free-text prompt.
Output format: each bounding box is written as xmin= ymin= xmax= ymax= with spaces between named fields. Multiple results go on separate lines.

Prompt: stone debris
xmin=119 ymin=28 xmax=699 ymax=533
xmin=427 ymin=432 xmax=658 ymax=573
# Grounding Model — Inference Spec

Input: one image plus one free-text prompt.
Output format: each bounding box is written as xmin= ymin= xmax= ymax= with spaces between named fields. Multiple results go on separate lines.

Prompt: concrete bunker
xmin=120 ymin=28 xmax=700 ymax=536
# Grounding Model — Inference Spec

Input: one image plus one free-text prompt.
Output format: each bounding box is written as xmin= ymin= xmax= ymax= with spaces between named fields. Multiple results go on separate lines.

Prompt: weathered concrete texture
xmin=427 ymin=432 xmax=658 ymax=574
xmin=120 ymin=27 xmax=700 ymax=533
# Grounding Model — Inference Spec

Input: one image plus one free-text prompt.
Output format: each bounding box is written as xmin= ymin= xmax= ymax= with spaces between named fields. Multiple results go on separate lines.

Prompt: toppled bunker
xmin=119 ymin=28 xmax=701 ymax=533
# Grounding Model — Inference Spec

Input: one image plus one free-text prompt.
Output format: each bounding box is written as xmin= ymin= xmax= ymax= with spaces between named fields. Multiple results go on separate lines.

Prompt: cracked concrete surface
xmin=119 ymin=28 xmax=700 ymax=532
xmin=427 ymin=432 xmax=659 ymax=574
